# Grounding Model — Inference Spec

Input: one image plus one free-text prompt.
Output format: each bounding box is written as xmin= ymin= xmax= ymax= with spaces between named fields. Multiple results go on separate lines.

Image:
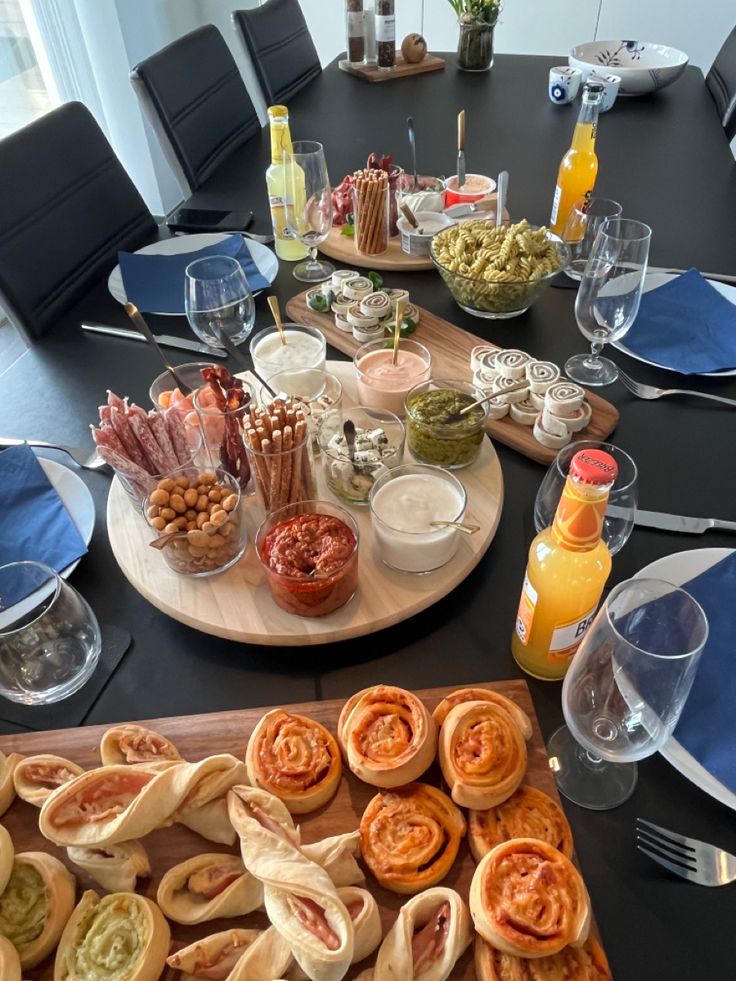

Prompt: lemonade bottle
xmin=266 ymin=106 xmax=308 ymax=261
xmin=549 ymin=81 xmax=603 ymax=236
xmin=512 ymin=448 xmax=617 ymax=681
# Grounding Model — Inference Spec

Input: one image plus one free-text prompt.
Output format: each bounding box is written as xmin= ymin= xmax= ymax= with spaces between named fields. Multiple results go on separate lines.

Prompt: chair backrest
xmin=0 ymin=102 xmax=155 ymax=341
xmin=706 ymin=25 xmax=736 ymax=141
xmin=130 ymin=25 xmax=261 ymax=194
xmin=233 ymin=0 xmax=321 ymax=106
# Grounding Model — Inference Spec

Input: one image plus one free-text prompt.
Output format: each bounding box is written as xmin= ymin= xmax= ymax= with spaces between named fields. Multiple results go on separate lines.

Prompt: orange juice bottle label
xmin=547 ymin=604 xmax=597 ymax=664
xmin=514 ymin=574 xmax=537 ymax=647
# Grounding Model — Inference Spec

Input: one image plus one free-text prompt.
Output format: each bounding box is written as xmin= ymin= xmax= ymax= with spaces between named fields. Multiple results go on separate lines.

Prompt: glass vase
xmin=457 ymin=19 xmax=496 ymax=72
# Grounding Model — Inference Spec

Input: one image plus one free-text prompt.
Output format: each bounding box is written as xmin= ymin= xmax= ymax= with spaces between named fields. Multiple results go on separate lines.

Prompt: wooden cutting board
xmin=286 ymin=292 xmax=620 ymax=465
xmin=0 ymin=680 xmax=604 ymax=980
xmin=320 ymin=226 xmax=434 ymax=272
xmin=338 ymin=53 xmax=445 ymax=82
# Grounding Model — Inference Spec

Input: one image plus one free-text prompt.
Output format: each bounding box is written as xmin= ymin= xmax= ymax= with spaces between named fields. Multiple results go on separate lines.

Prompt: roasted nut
xmin=208 ymin=488 xmax=222 ymax=503
xmin=161 ymin=507 xmax=176 ymax=521
xmin=174 ymin=475 xmax=190 ymax=489
xmin=164 ymin=522 xmax=179 ymax=534
xmin=186 ymin=529 xmax=210 ymax=548
xmin=169 ymin=494 xmax=187 ymax=514
xmin=146 ymin=504 xmax=160 ymax=519
xmin=186 ymin=521 xmax=197 ymax=531
xmin=222 ymin=493 xmax=238 ymax=512
xmin=150 ymin=516 xmax=166 ymax=531
xmin=196 ymin=495 xmax=210 ymax=512
xmin=202 ymin=521 xmax=215 ymax=534
xmin=199 ymin=472 xmax=217 ymax=485
xmin=174 ymin=516 xmax=188 ymax=529
xmin=188 ymin=546 xmax=208 ymax=558
xmin=196 ymin=512 xmax=209 ymax=529
xmin=150 ymin=489 xmax=169 ymax=507
xmin=210 ymin=509 xmax=229 ymax=528
xmin=158 ymin=478 xmax=176 ymax=492
xmin=196 ymin=484 xmax=208 ymax=496
xmin=183 ymin=487 xmax=198 ymax=508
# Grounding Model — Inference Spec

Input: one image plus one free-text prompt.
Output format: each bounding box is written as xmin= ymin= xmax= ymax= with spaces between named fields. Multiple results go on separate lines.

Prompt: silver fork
xmin=618 ymin=368 xmax=736 ymax=407
xmin=636 ymin=817 xmax=736 ymax=887
xmin=0 ymin=437 xmax=107 ymax=471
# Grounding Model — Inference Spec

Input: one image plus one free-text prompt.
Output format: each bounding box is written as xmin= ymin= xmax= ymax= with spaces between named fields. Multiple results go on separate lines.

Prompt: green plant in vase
xmin=447 ymin=0 xmax=501 ymax=72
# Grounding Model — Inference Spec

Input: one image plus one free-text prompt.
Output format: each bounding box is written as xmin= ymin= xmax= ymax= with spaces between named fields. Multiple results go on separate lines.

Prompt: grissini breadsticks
xmin=468 ymin=786 xmax=574 ymax=863
xmin=66 ymin=841 xmax=151 ymax=894
xmin=156 ymin=852 xmax=263 ymax=924
xmin=99 ymin=724 xmax=183 ymax=765
xmin=245 ymin=400 xmax=315 ymax=511
xmin=0 ymin=936 xmax=21 ymax=981
xmin=13 ymin=755 xmax=84 ymax=807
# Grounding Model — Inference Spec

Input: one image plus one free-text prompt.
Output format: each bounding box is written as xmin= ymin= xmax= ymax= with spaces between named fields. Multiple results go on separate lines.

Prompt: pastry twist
xmin=245 ymin=709 xmax=342 ymax=813
xmin=66 ymin=841 xmax=151 ymax=893
xmin=13 ymin=754 xmax=84 ymax=807
xmin=373 ymin=887 xmax=472 ymax=981
xmin=157 ymin=852 xmax=263 ymax=924
xmin=166 ymin=928 xmax=264 ymax=980
xmin=0 ymin=936 xmax=21 ymax=981
xmin=0 ymin=851 xmax=76 ymax=969
xmin=474 ymin=933 xmax=612 ymax=980
xmin=338 ymin=685 xmax=437 ymax=788
xmin=54 ymin=890 xmax=170 ymax=981
xmin=470 ymin=839 xmax=591 ymax=958
xmin=0 ymin=823 xmax=13 ymax=895
xmin=438 ymin=700 xmax=528 ymax=809
xmin=99 ymin=723 xmax=183 ymax=765
xmin=0 ymin=751 xmax=22 ymax=817
xmin=468 ymin=786 xmax=573 ymax=862
xmin=432 ymin=688 xmax=532 ymax=739
xmin=360 ymin=783 xmax=466 ymax=894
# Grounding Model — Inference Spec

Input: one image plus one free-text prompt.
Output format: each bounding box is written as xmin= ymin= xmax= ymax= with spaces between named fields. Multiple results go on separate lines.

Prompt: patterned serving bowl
xmin=569 ymin=40 xmax=688 ymax=95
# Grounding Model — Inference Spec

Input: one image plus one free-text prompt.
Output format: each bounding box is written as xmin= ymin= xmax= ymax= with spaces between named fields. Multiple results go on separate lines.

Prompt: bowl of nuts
xmin=144 ymin=467 xmax=246 ymax=577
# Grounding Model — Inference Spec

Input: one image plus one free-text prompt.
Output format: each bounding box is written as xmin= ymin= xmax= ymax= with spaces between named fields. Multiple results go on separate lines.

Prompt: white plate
xmin=613 ymin=272 xmax=736 ymax=377
xmin=635 ymin=547 xmax=736 ymax=812
xmin=107 ymin=233 xmax=279 ymax=315
xmin=38 ymin=458 xmax=95 ymax=579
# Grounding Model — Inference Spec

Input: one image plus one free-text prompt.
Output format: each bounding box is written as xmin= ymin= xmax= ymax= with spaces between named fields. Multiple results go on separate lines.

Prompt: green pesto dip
xmin=406 ymin=388 xmax=485 ymax=468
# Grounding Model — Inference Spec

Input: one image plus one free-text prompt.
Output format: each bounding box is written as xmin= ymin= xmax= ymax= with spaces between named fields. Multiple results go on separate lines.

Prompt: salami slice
xmin=109 ymin=406 xmax=150 ymax=470
xmin=164 ymin=407 xmax=191 ymax=465
xmin=90 ymin=424 xmax=126 ymax=458
xmin=128 ymin=412 xmax=169 ymax=474
xmin=147 ymin=411 xmax=178 ymax=471
xmin=106 ymin=390 xmax=126 ymax=412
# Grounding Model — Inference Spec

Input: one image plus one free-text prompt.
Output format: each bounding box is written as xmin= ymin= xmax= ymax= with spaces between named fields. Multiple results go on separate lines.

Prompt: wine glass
xmin=185 ymin=255 xmax=255 ymax=348
xmin=534 ymin=441 xmax=638 ymax=555
xmin=548 ymin=577 xmax=708 ymax=810
xmin=0 ymin=561 xmax=102 ymax=704
xmin=562 ymin=196 xmax=623 ymax=280
xmin=565 ymin=217 xmax=651 ymax=387
xmin=283 ymin=140 xmax=334 ymax=283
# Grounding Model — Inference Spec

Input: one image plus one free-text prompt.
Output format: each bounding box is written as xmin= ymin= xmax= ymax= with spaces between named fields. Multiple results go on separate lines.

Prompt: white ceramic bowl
xmin=569 ymin=40 xmax=688 ymax=95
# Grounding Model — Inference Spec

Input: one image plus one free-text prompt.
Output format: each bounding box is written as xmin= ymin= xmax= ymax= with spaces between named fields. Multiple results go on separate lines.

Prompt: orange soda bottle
xmin=549 ymin=80 xmax=603 ymax=236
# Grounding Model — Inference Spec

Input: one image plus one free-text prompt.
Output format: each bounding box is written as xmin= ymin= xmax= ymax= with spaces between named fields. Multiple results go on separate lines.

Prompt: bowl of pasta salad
xmin=430 ymin=219 xmax=569 ymax=319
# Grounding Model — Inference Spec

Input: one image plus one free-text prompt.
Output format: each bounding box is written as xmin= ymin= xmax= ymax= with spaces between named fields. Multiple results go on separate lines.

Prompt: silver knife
xmin=609 ymin=505 xmax=736 ymax=534
xmin=80 ymin=323 xmax=227 ymax=358
xmin=457 ymin=110 xmax=466 ymax=189
xmin=647 ymin=266 xmax=736 ymax=285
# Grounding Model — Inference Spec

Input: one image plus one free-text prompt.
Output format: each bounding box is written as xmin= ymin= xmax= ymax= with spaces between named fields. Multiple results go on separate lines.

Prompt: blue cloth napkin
xmin=118 ymin=234 xmax=270 ymax=314
xmin=0 ymin=445 xmax=88 ymax=605
xmin=624 ymin=268 xmax=736 ymax=374
xmin=672 ymin=550 xmax=736 ymax=793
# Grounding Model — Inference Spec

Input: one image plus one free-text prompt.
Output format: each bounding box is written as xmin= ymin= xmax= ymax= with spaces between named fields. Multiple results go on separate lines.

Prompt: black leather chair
xmin=233 ymin=0 xmax=321 ymax=106
xmin=0 ymin=102 xmax=155 ymax=342
xmin=130 ymin=25 xmax=262 ymax=197
xmin=706 ymin=25 xmax=736 ymax=141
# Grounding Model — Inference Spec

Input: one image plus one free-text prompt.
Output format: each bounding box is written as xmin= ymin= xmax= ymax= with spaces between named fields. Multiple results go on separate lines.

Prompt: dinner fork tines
xmin=618 ymin=368 xmax=736 ymax=407
xmin=636 ymin=817 xmax=736 ymax=887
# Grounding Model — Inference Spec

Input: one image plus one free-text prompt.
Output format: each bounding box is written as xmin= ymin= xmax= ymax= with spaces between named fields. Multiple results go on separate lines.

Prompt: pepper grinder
xmin=363 ymin=0 xmax=377 ymax=66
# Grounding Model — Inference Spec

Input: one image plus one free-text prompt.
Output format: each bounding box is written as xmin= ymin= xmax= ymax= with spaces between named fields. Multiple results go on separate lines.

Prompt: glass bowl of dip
xmin=396 ymin=212 xmax=456 ymax=258
xmin=396 ymin=174 xmax=446 ymax=214
xmin=444 ymin=174 xmax=496 ymax=207
xmin=260 ymin=368 xmax=343 ymax=450
xmin=249 ymin=324 xmax=326 ymax=380
xmin=318 ymin=406 xmax=405 ymax=506
xmin=256 ymin=501 xmax=360 ymax=617
xmin=405 ymin=378 xmax=488 ymax=469
xmin=369 ymin=463 xmax=467 ymax=574
xmin=354 ymin=338 xmax=432 ymax=417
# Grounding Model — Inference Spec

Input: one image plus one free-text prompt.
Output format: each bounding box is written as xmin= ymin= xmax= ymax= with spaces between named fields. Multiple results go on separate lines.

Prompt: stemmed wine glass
xmin=283 ymin=140 xmax=334 ymax=283
xmin=562 ymin=196 xmax=623 ymax=280
xmin=565 ymin=217 xmax=651 ymax=387
xmin=548 ymin=577 xmax=708 ymax=810
xmin=185 ymin=255 xmax=255 ymax=348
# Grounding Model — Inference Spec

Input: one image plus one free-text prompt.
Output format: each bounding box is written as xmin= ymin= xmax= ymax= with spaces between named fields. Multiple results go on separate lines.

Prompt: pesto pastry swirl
xmin=0 ymin=935 xmax=21 ymax=981
xmin=0 ymin=851 xmax=75 ymax=969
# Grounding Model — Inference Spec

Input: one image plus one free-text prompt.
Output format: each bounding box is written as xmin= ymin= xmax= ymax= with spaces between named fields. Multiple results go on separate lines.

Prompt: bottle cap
xmin=570 ymin=448 xmax=618 ymax=485
xmin=267 ymin=105 xmax=289 ymax=118
xmin=584 ymin=80 xmax=604 ymax=96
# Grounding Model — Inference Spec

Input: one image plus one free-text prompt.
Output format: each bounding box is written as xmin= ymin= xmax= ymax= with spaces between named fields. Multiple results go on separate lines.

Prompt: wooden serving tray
xmin=286 ymin=292 xmax=620 ymax=465
xmin=338 ymin=53 xmax=445 ymax=82
xmin=320 ymin=226 xmax=433 ymax=272
xmin=107 ymin=362 xmax=503 ymax=645
xmin=0 ymin=680 xmax=603 ymax=981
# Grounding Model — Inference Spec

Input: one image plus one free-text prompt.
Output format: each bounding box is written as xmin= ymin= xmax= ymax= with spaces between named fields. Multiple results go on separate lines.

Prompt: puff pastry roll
xmin=246 ymin=709 xmax=342 ymax=814
xmin=438 ymin=700 xmax=528 ymax=810
xmin=166 ymin=928 xmax=264 ymax=980
xmin=157 ymin=852 xmax=262 ymax=924
xmin=470 ymin=839 xmax=591 ymax=959
xmin=39 ymin=754 xmax=246 ymax=847
xmin=338 ymin=886 xmax=382 ymax=964
xmin=0 ymin=823 xmax=13 ymax=895
xmin=0 ymin=751 xmax=22 ymax=817
xmin=13 ymin=754 xmax=84 ymax=807
xmin=474 ymin=933 xmax=612 ymax=980
xmin=374 ymin=887 xmax=471 ymax=981
xmin=66 ymin=841 xmax=151 ymax=893
xmin=0 ymin=935 xmax=21 ymax=981
xmin=468 ymin=786 xmax=573 ymax=863
xmin=302 ymin=831 xmax=365 ymax=888
xmin=360 ymin=783 xmax=466 ymax=895
xmin=432 ymin=688 xmax=532 ymax=739
xmin=338 ymin=685 xmax=437 ymax=788
xmin=100 ymin=723 xmax=183 ymax=765
xmin=0 ymin=851 xmax=75 ymax=969
xmin=54 ymin=890 xmax=170 ymax=981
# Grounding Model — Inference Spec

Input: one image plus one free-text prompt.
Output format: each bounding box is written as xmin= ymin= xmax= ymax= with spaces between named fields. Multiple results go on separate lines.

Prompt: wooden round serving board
xmin=107 ymin=362 xmax=504 ymax=645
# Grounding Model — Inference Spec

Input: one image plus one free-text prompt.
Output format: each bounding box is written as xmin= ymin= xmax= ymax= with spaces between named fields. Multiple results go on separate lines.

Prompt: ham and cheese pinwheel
xmin=54 ymin=890 xmax=170 ymax=981
xmin=0 ymin=823 xmax=13 ymax=895
xmin=157 ymin=852 xmax=263 ymax=924
xmin=0 ymin=751 xmax=22 ymax=817
xmin=360 ymin=783 xmax=466 ymax=895
xmin=39 ymin=754 xmax=247 ymax=847
xmin=432 ymin=688 xmax=532 ymax=738
xmin=66 ymin=841 xmax=151 ymax=893
xmin=338 ymin=685 xmax=437 ymax=788
xmin=0 ymin=936 xmax=21 ymax=981
xmin=474 ymin=933 xmax=612 ymax=980
xmin=245 ymin=710 xmax=342 ymax=814
xmin=99 ymin=723 xmax=183 ymax=765
xmin=470 ymin=839 xmax=591 ymax=959
xmin=374 ymin=887 xmax=472 ymax=981
xmin=438 ymin=700 xmax=528 ymax=810
xmin=166 ymin=929 xmax=264 ymax=981
xmin=468 ymin=786 xmax=573 ymax=863
xmin=0 ymin=851 xmax=75 ymax=969
xmin=13 ymin=754 xmax=84 ymax=807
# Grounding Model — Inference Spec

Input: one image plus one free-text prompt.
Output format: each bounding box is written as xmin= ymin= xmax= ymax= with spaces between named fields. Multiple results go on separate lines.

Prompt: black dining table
xmin=2 ymin=54 xmax=736 ymax=978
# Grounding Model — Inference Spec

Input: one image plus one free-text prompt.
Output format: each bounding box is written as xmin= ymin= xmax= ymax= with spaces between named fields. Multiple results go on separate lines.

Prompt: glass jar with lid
xmin=345 ymin=0 xmax=365 ymax=65
xmin=375 ymin=0 xmax=395 ymax=70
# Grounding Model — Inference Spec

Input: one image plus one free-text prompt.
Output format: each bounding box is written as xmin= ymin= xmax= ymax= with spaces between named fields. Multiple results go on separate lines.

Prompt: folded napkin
xmin=118 ymin=234 xmax=270 ymax=314
xmin=0 ymin=445 xmax=88 ymax=605
xmin=624 ymin=268 xmax=736 ymax=374
xmin=672 ymin=550 xmax=736 ymax=793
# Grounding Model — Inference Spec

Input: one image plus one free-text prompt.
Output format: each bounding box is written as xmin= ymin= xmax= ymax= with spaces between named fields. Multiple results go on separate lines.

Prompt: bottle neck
xmin=551 ymin=474 xmax=611 ymax=552
xmin=269 ymin=116 xmax=292 ymax=166
xmin=570 ymin=97 xmax=600 ymax=153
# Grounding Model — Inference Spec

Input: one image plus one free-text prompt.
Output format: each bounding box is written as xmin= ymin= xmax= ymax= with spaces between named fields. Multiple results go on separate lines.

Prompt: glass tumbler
xmin=185 ymin=254 xmax=255 ymax=348
xmin=562 ymin=197 xmax=623 ymax=280
xmin=0 ymin=562 xmax=101 ymax=704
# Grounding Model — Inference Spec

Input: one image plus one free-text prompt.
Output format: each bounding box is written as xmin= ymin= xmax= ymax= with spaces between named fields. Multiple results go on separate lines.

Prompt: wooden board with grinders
xmin=338 ymin=52 xmax=445 ymax=82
